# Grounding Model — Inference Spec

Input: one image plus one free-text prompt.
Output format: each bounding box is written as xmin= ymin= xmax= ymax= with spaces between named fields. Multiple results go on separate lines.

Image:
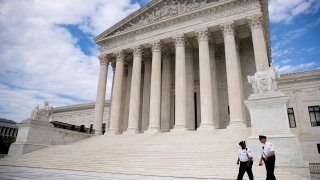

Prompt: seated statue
xmin=247 ymin=64 xmax=279 ymax=94
xmin=30 ymin=101 xmax=53 ymax=121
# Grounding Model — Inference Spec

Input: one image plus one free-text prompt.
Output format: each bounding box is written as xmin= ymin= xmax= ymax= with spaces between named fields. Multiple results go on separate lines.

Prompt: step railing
xmin=310 ymin=163 xmax=320 ymax=174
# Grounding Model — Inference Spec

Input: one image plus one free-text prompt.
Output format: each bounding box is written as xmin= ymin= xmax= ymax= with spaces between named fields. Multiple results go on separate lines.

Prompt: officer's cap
xmin=239 ymin=141 xmax=246 ymax=145
xmin=259 ymin=135 xmax=267 ymax=140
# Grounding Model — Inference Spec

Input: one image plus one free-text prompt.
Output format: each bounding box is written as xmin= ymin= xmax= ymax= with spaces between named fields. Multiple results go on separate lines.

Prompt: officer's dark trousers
xmin=237 ymin=161 xmax=254 ymax=180
xmin=264 ymin=156 xmax=276 ymax=180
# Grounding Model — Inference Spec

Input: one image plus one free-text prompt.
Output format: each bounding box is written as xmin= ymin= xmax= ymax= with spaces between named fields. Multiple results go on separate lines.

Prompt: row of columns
xmin=0 ymin=126 xmax=18 ymax=137
xmin=93 ymin=14 xmax=269 ymax=134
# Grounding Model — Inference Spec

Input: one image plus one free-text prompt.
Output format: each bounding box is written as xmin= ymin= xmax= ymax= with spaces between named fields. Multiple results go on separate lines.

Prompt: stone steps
xmin=0 ymin=129 xmax=307 ymax=179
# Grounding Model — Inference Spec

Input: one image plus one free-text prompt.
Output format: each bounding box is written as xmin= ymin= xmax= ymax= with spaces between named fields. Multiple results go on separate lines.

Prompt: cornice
xmin=278 ymin=69 xmax=320 ymax=84
xmin=53 ymin=101 xmax=110 ymax=113
xmin=94 ymin=0 xmax=162 ymax=42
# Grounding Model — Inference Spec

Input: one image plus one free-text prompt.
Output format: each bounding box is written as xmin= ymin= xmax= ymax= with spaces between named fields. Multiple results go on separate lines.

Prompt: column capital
xmin=98 ymin=54 xmax=110 ymax=66
xmin=115 ymin=50 xmax=125 ymax=62
xmin=132 ymin=46 xmax=142 ymax=57
xmin=172 ymin=33 xmax=185 ymax=47
xmin=195 ymin=27 xmax=209 ymax=42
xmin=151 ymin=41 xmax=162 ymax=52
xmin=220 ymin=21 xmax=235 ymax=37
xmin=247 ymin=14 xmax=263 ymax=30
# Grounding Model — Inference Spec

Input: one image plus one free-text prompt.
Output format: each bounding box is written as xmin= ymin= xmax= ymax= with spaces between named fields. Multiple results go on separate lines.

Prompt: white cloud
xmin=275 ymin=62 xmax=317 ymax=73
xmin=307 ymin=47 xmax=317 ymax=53
xmin=281 ymin=59 xmax=291 ymax=64
xmin=269 ymin=0 xmax=320 ymax=24
xmin=0 ymin=0 xmax=140 ymax=122
xmin=271 ymin=17 xmax=320 ymax=60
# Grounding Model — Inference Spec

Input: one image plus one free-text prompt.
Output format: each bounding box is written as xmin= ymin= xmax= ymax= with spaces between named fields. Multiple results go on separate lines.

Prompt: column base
xmin=227 ymin=121 xmax=247 ymax=130
xmin=144 ymin=127 xmax=160 ymax=134
xmin=95 ymin=130 xmax=102 ymax=135
xmin=197 ymin=123 xmax=215 ymax=131
xmin=124 ymin=128 xmax=140 ymax=134
xmin=171 ymin=125 xmax=188 ymax=133
xmin=106 ymin=129 xmax=121 ymax=135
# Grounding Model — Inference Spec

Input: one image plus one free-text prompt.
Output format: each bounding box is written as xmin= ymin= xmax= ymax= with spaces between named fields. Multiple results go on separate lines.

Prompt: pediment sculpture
xmin=247 ymin=64 xmax=279 ymax=94
xmin=31 ymin=101 xmax=53 ymax=121
xmin=114 ymin=0 xmax=223 ymax=35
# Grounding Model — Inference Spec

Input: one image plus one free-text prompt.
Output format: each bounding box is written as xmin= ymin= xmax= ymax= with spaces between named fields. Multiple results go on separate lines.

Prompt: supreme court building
xmin=4 ymin=0 xmax=319 ymax=179
xmin=92 ymin=0 xmax=271 ymax=135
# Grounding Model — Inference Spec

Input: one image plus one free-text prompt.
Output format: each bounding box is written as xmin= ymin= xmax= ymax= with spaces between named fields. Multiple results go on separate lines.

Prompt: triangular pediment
xmin=94 ymin=0 xmax=225 ymax=42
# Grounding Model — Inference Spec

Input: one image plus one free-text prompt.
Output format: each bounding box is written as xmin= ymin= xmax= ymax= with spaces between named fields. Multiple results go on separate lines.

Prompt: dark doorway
xmin=194 ymin=93 xmax=198 ymax=130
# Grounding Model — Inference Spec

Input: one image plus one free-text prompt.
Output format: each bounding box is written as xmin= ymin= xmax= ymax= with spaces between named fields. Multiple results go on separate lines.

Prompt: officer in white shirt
xmin=258 ymin=135 xmax=276 ymax=180
xmin=237 ymin=141 xmax=254 ymax=180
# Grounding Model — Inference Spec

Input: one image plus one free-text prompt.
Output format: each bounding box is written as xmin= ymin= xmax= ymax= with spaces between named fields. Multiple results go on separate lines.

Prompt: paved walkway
xmin=0 ymin=166 xmax=224 ymax=180
xmin=1 ymin=165 xmax=318 ymax=180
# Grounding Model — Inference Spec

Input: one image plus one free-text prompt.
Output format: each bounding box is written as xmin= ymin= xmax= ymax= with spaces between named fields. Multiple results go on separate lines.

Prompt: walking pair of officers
xmin=237 ymin=135 xmax=276 ymax=180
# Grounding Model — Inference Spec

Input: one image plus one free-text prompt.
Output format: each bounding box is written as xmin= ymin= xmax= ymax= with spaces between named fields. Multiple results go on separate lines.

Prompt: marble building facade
xmin=93 ymin=0 xmax=270 ymax=135
xmin=49 ymin=0 xmax=320 ymax=167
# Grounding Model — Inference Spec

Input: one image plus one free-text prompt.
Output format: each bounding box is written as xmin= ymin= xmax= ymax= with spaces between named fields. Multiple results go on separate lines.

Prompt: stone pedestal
xmin=9 ymin=119 xmax=53 ymax=156
xmin=245 ymin=92 xmax=310 ymax=178
xmin=9 ymin=118 xmax=91 ymax=156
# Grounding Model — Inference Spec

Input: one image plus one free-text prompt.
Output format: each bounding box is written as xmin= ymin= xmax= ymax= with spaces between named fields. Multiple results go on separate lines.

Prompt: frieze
xmin=201 ymin=1 xmax=260 ymax=22
xmin=101 ymin=36 xmax=136 ymax=51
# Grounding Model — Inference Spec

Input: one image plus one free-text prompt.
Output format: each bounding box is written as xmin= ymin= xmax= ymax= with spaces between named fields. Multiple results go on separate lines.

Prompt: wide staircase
xmin=0 ymin=128 xmax=308 ymax=179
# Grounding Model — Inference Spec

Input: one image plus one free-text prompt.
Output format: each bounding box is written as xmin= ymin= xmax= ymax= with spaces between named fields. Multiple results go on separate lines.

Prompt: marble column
xmin=123 ymin=62 xmax=132 ymax=132
xmin=119 ymin=63 xmax=128 ymax=132
xmin=127 ymin=46 xmax=143 ymax=133
xmin=107 ymin=61 xmax=116 ymax=130
xmin=172 ymin=34 xmax=187 ymax=131
xmin=108 ymin=51 xmax=125 ymax=134
xmin=247 ymin=14 xmax=269 ymax=70
xmin=220 ymin=21 xmax=246 ymax=128
xmin=141 ymin=54 xmax=152 ymax=132
xmin=93 ymin=54 xmax=109 ymax=135
xmin=146 ymin=41 xmax=162 ymax=133
xmin=235 ymin=35 xmax=247 ymax=126
xmin=185 ymin=40 xmax=195 ymax=130
xmin=170 ymin=88 xmax=175 ymax=129
xmin=209 ymin=39 xmax=220 ymax=128
xmin=161 ymin=47 xmax=172 ymax=132
xmin=196 ymin=28 xmax=215 ymax=130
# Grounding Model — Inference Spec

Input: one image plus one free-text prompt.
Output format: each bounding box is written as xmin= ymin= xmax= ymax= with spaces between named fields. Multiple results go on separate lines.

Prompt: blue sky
xmin=0 ymin=0 xmax=319 ymax=121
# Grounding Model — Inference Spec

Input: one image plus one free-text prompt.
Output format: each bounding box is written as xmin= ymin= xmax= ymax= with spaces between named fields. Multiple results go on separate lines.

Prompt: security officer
xmin=237 ymin=141 xmax=254 ymax=180
xmin=258 ymin=135 xmax=276 ymax=180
